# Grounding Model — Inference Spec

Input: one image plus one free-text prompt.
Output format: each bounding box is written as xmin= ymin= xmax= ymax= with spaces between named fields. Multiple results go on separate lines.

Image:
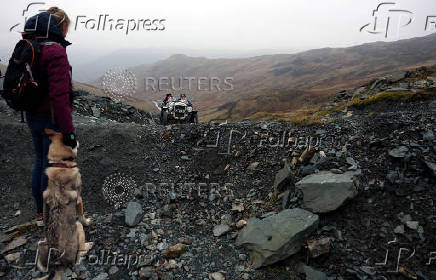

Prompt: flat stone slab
xmin=296 ymin=171 xmax=359 ymax=213
xmin=236 ymin=208 xmax=318 ymax=268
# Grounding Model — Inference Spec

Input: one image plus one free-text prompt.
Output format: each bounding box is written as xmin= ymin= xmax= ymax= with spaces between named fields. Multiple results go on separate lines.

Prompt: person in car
xmin=162 ymin=93 xmax=173 ymax=106
xmin=177 ymin=93 xmax=192 ymax=105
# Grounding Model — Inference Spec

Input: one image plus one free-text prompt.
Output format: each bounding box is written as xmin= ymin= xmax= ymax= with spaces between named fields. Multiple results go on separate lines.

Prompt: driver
xmin=178 ymin=93 xmax=192 ymax=105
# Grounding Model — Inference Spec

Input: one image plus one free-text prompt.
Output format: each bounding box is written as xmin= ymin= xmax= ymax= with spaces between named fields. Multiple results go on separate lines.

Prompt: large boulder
xmin=235 ymin=208 xmax=319 ymax=268
xmin=296 ymin=171 xmax=359 ymax=213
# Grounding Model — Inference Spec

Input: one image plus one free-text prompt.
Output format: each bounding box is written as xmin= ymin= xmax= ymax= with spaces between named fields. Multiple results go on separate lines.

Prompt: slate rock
xmin=423 ymin=130 xmax=435 ymax=141
xmin=425 ymin=161 xmax=436 ymax=177
xmin=273 ymin=161 xmax=295 ymax=193
xmin=388 ymin=146 xmax=409 ymax=158
xmin=93 ymin=273 xmax=109 ymax=280
xmin=91 ymin=106 xmax=101 ymax=118
xmin=360 ymin=266 xmax=376 ymax=276
xmin=297 ymin=263 xmax=327 ymax=280
xmin=296 ymin=171 xmax=358 ymax=213
xmin=386 ymin=71 xmax=407 ymax=83
xmin=213 ymin=224 xmax=230 ymax=237
xmin=125 ymin=201 xmax=144 ymax=227
xmin=346 ymin=157 xmax=358 ymax=170
xmin=353 ymin=87 xmax=366 ymax=96
xmin=385 ymin=88 xmax=410 ymax=92
xmin=406 ymin=221 xmax=419 ymax=230
xmin=235 ymin=208 xmax=319 ymax=268
xmin=301 ymin=165 xmax=316 ymax=176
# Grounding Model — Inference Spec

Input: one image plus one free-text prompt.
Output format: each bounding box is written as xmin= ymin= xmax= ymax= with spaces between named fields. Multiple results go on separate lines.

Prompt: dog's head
xmin=45 ymin=129 xmax=79 ymax=161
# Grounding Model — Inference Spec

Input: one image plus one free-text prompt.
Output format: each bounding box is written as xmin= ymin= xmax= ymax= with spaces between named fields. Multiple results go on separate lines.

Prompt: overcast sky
xmin=0 ymin=0 xmax=435 ymax=63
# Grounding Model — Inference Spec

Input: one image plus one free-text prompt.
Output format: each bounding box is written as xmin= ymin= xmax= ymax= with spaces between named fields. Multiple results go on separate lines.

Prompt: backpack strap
xmin=22 ymin=39 xmax=36 ymax=67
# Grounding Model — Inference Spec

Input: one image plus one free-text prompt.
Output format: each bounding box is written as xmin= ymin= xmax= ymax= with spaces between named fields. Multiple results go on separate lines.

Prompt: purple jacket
xmin=33 ymin=43 xmax=74 ymax=134
xmin=24 ymin=12 xmax=75 ymax=134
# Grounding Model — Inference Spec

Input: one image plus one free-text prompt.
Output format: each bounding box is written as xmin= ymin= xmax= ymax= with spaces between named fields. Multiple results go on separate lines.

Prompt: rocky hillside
xmin=0 ymin=67 xmax=436 ymax=279
xmin=120 ymin=34 xmax=436 ymax=121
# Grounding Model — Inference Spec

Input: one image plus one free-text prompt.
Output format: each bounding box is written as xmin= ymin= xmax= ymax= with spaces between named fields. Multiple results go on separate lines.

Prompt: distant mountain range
xmin=3 ymin=33 xmax=436 ymax=122
xmin=70 ymin=48 xmax=302 ymax=83
xmin=104 ymin=33 xmax=436 ymax=121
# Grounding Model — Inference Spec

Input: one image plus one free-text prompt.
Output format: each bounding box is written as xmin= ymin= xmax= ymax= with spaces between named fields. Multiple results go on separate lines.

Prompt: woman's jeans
xmin=26 ymin=113 xmax=59 ymax=214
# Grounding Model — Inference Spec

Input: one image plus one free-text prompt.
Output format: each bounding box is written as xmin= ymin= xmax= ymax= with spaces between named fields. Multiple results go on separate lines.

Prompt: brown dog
xmin=37 ymin=129 xmax=92 ymax=280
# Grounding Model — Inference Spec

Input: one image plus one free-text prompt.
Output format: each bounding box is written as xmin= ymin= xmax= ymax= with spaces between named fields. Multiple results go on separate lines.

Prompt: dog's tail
xmin=45 ymin=186 xmax=68 ymax=245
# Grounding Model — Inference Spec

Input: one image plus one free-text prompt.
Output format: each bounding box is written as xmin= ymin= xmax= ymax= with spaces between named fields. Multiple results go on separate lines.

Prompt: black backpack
xmin=1 ymin=39 xmax=45 ymax=114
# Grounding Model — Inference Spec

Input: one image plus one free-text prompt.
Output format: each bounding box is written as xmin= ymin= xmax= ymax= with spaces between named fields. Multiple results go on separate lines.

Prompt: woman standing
xmin=23 ymin=7 xmax=77 ymax=221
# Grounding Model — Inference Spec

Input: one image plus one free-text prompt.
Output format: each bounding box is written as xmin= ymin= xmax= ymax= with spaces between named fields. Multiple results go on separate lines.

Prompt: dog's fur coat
xmin=37 ymin=129 xmax=92 ymax=280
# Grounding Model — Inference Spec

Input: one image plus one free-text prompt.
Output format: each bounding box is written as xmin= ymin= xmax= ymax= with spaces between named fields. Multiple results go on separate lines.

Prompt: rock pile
xmin=73 ymin=90 xmax=153 ymax=125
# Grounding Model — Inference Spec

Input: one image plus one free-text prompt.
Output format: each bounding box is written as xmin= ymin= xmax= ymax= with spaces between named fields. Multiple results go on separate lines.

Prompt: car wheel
xmin=161 ymin=111 xmax=168 ymax=125
xmin=191 ymin=112 xmax=198 ymax=124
